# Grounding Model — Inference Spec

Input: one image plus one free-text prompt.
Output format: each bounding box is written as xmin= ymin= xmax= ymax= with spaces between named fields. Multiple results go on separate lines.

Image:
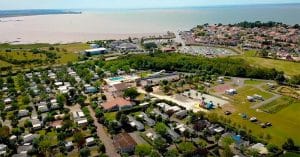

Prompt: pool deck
xmin=104 ymin=75 xmax=140 ymax=86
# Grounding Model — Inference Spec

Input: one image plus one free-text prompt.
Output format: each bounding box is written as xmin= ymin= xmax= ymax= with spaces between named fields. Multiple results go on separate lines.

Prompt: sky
xmin=0 ymin=0 xmax=299 ymax=10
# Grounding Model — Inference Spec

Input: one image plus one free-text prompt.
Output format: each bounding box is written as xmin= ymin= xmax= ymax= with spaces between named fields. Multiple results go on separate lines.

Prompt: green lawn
xmin=104 ymin=112 xmax=117 ymax=121
xmin=260 ymin=96 xmax=296 ymax=113
xmin=244 ymin=79 xmax=264 ymax=85
xmin=233 ymin=50 xmax=300 ymax=76
xmin=217 ymin=86 xmax=300 ymax=146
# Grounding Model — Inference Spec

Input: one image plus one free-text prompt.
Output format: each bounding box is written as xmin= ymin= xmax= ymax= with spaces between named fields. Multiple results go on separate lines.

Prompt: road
xmin=251 ymin=85 xmax=282 ymax=109
xmin=87 ymin=106 xmax=120 ymax=157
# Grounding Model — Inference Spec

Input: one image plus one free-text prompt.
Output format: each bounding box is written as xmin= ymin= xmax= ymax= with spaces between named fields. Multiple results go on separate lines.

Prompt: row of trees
xmin=103 ymin=52 xmax=286 ymax=82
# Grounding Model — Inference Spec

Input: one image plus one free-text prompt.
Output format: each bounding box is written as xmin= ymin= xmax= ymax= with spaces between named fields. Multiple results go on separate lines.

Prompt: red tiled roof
xmin=102 ymin=97 xmax=132 ymax=110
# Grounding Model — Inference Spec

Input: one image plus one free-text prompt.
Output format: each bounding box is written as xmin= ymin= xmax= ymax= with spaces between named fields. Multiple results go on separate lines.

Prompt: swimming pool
xmin=109 ymin=77 xmax=124 ymax=81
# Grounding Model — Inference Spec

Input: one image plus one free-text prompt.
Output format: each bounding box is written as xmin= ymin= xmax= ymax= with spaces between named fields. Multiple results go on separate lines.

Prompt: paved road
xmin=87 ymin=106 xmax=120 ymax=157
xmin=251 ymin=85 xmax=282 ymax=109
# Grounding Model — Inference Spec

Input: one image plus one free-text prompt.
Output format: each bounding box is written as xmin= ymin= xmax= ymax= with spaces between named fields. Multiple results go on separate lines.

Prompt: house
xmin=113 ymin=133 xmax=137 ymax=154
xmin=128 ymin=115 xmax=145 ymax=131
xmin=0 ymin=144 xmax=7 ymax=155
xmin=174 ymin=110 xmax=188 ymax=119
xmin=72 ymin=111 xmax=88 ymax=126
xmin=17 ymin=144 xmax=33 ymax=154
xmin=4 ymin=98 xmax=12 ymax=104
xmin=85 ymin=137 xmax=96 ymax=146
xmin=247 ymin=96 xmax=255 ymax=102
xmin=18 ymin=110 xmax=29 ymax=118
xmin=38 ymin=105 xmax=49 ymax=113
xmin=110 ymin=83 xmax=129 ymax=97
xmin=9 ymin=135 xmax=17 ymax=143
xmin=225 ymin=89 xmax=237 ymax=95
xmin=65 ymin=141 xmax=74 ymax=151
xmin=85 ymin=48 xmax=107 ymax=56
xmin=166 ymin=129 xmax=180 ymax=141
xmin=151 ymin=108 xmax=169 ymax=120
xmin=139 ymin=112 xmax=155 ymax=127
xmin=140 ymin=73 xmax=180 ymax=86
xmin=23 ymin=134 xmax=38 ymax=143
xmin=31 ymin=118 xmax=42 ymax=130
xmin=102 ymin=97 xmax=133 ymax=111
xmin=85 ymin=86 xmax=98 ymax=94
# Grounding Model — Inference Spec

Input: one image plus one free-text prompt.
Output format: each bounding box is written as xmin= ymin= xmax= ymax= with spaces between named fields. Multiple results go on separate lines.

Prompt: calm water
xmin=0 ymin=4 xmax=299 ymax=43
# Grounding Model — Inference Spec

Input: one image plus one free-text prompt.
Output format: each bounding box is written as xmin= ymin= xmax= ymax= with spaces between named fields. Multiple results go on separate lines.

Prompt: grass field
xmin=233 ymin=50 xmax=300 ymax=76
xmin=244 ymin=79 xmax=264 ymax=85
xmin=217 ymin=85 xmax=300 ymax=146
xmin=260 ymin=96 xmax=296 ymax=113
xmin=0 ymin=43 xmax=88 ymax=71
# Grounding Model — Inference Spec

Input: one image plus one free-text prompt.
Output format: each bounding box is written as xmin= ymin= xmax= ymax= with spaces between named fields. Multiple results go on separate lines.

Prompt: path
xmin=251 ymin=85 xmax=282 ymax=109
xmin=87 ymin=106 xmax=120 ymax=157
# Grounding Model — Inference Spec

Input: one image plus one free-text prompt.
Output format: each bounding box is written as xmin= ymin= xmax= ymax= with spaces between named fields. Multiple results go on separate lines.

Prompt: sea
xmin=0 ymin=4 xmax=299 ymax=44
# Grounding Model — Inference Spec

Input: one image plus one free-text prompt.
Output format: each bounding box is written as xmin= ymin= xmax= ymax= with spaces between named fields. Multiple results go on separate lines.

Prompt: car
xmin=266 ymin=122 xmax=272 ymax=127
xmin=250 ymin=117 xmax=257 ymax=122
xmin=224 ymin=111 xmax=232 ymax=115
xmin=260 ymin=123 xmax=267 ymax=128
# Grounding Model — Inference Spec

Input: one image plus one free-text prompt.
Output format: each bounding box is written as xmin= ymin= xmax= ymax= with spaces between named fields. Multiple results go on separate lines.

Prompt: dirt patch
xmin=213 ymin=84 xmax=233 ymax=93
xmin=221 ymin=103 xmax=236 ymax=113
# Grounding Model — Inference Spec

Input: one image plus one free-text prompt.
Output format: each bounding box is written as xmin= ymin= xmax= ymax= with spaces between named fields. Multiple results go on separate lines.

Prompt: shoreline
xmin=0 ymin=32 xmax=165 ymax=45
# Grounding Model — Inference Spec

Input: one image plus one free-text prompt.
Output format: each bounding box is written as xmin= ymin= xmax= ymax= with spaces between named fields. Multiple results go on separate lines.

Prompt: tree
xmin=178 ymin=142 xmax=195 ymax=155
xmin=222 ymin=145 xmax=234 ymax=157
xmin=80 ymin=147 xmax=91 ymax=157
xmin=150 ymin=150 xmax=160 ymax=157
xmin=154 ymin=123 xmax=168 ymax=136
xmin=38 ymin=136 xmax=52 ymax=156
xmin=282 ymin=138 xmax=296 ymax=151
xmin=0 ymin=126 xmax=10 ymax=142
xmin=74 ymin=132 xmax=85 ymax=150
xmin=267 ymin=144 xmax=279 ymax=153
xmin=164 ymin=149 xmax=179 ymax=157
xmin=123 ymin=88 xmax=139 ymax=100
xmin=153 ymin=137 xmax=167 ymax=151
xmin=135 ymin=144 xmax=152 ymax=157
xmin=95 ymin=108 xmax=104 ymax=118
xmin=56 ymin=93 xmax=66 ymax=107
xmin=144 ymin=85 xmax=153 ymax=93
xmin=119 ymin=114 xmax=129 ymax=126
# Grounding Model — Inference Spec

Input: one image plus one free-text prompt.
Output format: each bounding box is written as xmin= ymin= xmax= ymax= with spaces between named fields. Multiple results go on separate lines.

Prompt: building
xmin=139 ymin=112 xmax=156 ymax=127
xmin=128 ymin=115 xmax=145 ymax=131
xmin=102 ymin=97 xmax=133 ymax=111
xmin=140 ymin=73 xmax=180 ymax=86
xmin=23 ymin=134 xmax=38 ymax=143
xmin=113 ymin=133 xmax=137 ymax=154
xmin=18 ymin=110 xmax=29 ymax=118
xmin=65 ymin=141 xmax=74 ymax=151
xmin=85 ymin=48 xmax=107 ymax=56
xmin=85 ymin=137 xmax=96 ymax=146
xmin=85 ymin=86 xmax=98 ymax=94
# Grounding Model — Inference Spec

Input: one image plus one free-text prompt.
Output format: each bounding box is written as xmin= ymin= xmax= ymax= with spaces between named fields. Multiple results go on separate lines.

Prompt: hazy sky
xmin=0 ymin=0 xmax=299 ymax=10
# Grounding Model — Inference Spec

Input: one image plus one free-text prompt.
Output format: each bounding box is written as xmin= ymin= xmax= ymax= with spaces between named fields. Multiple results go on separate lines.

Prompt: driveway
xmin=87 ymin=106 xmax=120 ymax=157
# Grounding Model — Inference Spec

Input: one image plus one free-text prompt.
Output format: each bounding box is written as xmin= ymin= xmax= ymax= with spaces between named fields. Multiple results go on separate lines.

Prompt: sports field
xmin=216 ymin=84 xmax=300 ymax=146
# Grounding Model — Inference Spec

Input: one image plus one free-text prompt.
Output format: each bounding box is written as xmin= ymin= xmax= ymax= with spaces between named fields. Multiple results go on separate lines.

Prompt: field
xmin=260 ymin=96 xmax=297 ymax=113
xmin=0 ymin=43 xmax=89 ymax=71
xmin=217 ymin=85 xmax=300 ymax=146
xmin=233 ymin=50 xmax=300 ymax=76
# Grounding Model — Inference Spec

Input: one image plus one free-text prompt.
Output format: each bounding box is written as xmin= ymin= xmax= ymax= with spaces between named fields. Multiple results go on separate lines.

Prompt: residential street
xmin=87 ymin=106 xmax=120 ymax=157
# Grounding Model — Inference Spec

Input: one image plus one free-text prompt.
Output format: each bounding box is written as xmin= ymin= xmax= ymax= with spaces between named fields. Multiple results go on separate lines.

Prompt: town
xmin=0 ymin=21 xmax=300 ymax=157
